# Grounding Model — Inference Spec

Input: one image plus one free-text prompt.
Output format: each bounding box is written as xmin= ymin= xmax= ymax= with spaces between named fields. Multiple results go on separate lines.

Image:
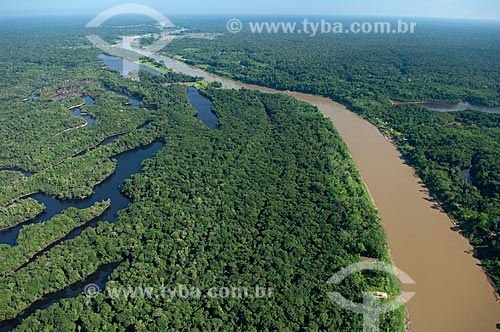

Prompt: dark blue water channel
xmin=0 ymin=140 xmax=159 ymax=331
xmin=0 ymin=263 xmax=117 ymax=332
xmin=0 ymin=55 xmax=221 ymax=331
xmin=71 ymin=93 xmax=141 ymax=129
xmin=71 ymin=96 xmax=95 ymax=127
xmin=0 ymin=132 xmax=162 ymax=332
xmin=99 ymin=54 xmax=217 ymax=129
xmin=121 ymin=94 xmax=141 ymax=108
xmin=99 ymin=54 xmax=163 ymax=77
xmin=0 ymin=141 xmax=164 ymax=246
xmin=187 ymin=87 xmax=218 ymax=130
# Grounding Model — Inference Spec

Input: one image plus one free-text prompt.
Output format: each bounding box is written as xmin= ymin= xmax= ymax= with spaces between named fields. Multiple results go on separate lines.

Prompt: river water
xmin=119 ymin=42 xmax=500 ymax=332
xmin=0 ymin=142 xmax=163 ymax=331
xmin=0 ymin=263 xmax=117 ymax=332
xmin=99 ymin=54 xmax=163 ymax=77
xmin=187 ymin=87 xmax=218 ymax=130
xmin=119 ymin=93 xmax=141 ymax=108
xmin=0 ymin=142 xmax=164 ymax=246
xmin=71 ymin=96 xmax=95 ymax=127
xmin=0 ymin=76 xmax=220 ymax=330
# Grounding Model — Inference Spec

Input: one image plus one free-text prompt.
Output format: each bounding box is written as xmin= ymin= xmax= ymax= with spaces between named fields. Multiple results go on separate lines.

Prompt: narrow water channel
xmin=0 ymin=141 xmax=164 ymax=246
xmin=120 ymin=93 xmax=141 ymax=108
xmin=187 ymin=87 xmax=218 ymax=130
xmin=70 ymin=96 xmax=95 ymax=127
xmin=99 ymin=54 xmax=163 ymax=77
xmin=0 ymin=263 xmax=118 ymax=332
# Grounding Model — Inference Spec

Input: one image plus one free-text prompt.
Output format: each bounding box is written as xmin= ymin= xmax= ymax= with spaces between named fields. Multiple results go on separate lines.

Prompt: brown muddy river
xmin=116 ymin=39 xmax=500 ymax=332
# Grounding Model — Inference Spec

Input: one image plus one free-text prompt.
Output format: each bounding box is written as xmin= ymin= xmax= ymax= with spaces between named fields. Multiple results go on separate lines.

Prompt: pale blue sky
xmin=2 ymin=0 xmax=499 ymax=20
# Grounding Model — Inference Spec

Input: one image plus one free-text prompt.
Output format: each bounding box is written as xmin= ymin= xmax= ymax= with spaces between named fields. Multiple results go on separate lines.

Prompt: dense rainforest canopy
xmin=0 ymin=17 xmax=402 ymax=331
xmin=163 ymin=17 xmax=500 ymax=289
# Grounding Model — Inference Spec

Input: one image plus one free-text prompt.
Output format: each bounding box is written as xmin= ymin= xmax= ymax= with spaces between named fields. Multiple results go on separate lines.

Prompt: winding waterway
xmin=70 ymin=96 xmax=95 ymax=127
xmin=120 ymin=41 xmax=500 ymax=332
xmin=0 ymin=143 xmax=163 ymax=331
xmin=0 ymin=263 xmax=117 ymax=332
xmin=0 ymin=83 xmax=218 ymax=331
xmin=0 ymin=142 xmax=164 ymax=246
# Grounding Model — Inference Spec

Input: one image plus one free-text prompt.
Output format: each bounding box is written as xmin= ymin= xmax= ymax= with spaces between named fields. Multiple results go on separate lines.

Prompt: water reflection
xmin=99 ymin=54 xmax=163 ymax=77
xmin=0 ymin=263 xmax=118 ymax=332
xmin=187 ymin=87 xmax=218 ymax=130
xmin=0 ymin=142 xmax=164 ymax=246
xmin=71 ymin=96 xmax=95 ymax=127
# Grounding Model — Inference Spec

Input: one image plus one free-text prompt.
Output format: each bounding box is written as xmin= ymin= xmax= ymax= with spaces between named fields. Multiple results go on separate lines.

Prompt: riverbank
xmin=0 ymin=262 xmax=119 ymax=332
xmin=67 ymin=102 xmax=85 ymax=110
xmin=118 ymin=42 xmax=500 ymax=332
xmin=291 ymin=94 xmax=500 ymax=331
xmin=0 ymin=141 xmax=164 ymax=247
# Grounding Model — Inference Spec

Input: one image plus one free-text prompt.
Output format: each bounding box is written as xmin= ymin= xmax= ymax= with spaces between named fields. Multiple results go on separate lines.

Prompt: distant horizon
xmin=1 ymin=13 xmax=500 ymax=23
xmin=1 ymin=0 xmax=499 ymax=21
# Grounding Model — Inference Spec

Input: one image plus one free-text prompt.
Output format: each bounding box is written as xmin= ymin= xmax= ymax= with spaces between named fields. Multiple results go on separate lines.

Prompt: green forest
xmin=163 ymin=18 xmax=500 ymax=289
xmin=0 ymin=17 xmax=403 ymax=331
